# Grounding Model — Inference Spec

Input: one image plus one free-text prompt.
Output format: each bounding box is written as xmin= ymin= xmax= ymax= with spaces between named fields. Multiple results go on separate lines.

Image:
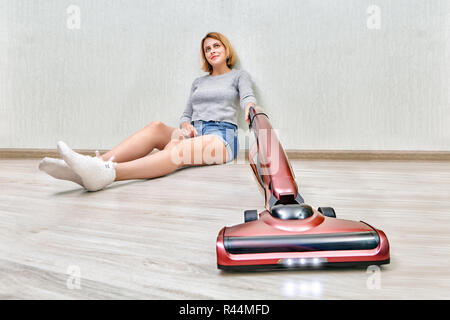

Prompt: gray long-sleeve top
xmin=179 ymin=69 xmax=257 ymax=128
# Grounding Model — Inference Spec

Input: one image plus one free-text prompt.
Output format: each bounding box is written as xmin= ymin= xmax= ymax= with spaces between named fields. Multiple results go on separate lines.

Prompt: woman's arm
xmin=238 ymin=70 xmax=257 ymax=124
xmin=179 ymin=79 xmax=199 ymax=129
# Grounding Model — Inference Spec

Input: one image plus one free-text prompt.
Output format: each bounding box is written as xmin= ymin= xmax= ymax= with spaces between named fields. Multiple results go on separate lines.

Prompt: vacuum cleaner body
xmin=216 ymin=107 xmax=390 ymax=271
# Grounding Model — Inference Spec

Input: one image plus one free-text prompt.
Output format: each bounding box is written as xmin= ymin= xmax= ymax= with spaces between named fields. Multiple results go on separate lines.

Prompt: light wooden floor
xmin=1 ymin=158 xmax=449 ymax=299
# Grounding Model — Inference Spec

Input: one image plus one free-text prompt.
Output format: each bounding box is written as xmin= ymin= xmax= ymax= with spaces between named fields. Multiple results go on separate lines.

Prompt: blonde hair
xmin=200 ymin=32 xmax=237 ymax=74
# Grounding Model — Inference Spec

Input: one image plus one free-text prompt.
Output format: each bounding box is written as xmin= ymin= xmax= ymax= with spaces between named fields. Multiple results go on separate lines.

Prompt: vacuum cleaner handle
xmin=248 ymin=106 xmax=268 ymax=130
xmin=247 ymin=106 xmax=304 ymax=207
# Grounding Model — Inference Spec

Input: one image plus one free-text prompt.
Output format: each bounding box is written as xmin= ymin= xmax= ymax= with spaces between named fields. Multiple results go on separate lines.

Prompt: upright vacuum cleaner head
xmin=216 ymin=107 xmax=390 ymax=271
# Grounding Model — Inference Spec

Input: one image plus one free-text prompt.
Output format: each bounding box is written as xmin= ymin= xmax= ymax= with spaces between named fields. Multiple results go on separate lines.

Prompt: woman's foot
xmin=38 ymin=157 xmax=84 ymax=187
xmin=56 ymin=141 xmax=117 ymax=192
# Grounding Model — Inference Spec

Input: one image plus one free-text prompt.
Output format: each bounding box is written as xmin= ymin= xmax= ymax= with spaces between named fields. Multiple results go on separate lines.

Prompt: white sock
xmin=57 ymin=141 xmax=117 ymax=192
xmin=38 ymin=157 xmax=84 ymax=187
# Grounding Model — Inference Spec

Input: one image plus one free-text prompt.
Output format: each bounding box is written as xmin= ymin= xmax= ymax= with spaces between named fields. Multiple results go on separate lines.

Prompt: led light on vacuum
xmin=280 ymin=257 xmax=328 ymax=267
xmin=286 ymin=259 xmax=295 ymax=267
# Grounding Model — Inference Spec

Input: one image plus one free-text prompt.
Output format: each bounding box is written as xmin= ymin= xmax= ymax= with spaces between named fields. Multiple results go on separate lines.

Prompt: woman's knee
xmin=163 ymin=138 xmax=182 ymax=151
xmin=146 ymin=121 xmax=179 ymax=150
xmin=146 ymin=120 xmax=165 ymax=131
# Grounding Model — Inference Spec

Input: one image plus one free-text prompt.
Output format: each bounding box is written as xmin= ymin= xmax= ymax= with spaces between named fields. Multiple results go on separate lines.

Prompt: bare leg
xmin=114 ymin=148 xmax=179 ymax=181
xmin=100 ymin=121 xmax=181 ymax=163
xmin=114 ymin=135 xmax=228 ymax=181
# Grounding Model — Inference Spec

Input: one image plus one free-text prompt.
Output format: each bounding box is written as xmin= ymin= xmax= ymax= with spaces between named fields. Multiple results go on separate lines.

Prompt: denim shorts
xmin=192 ymin=120 xmax=239 ymax=163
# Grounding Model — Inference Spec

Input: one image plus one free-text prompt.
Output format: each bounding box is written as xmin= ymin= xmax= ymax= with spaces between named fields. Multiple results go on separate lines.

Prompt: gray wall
xmin=1 ymin=0 xmax=449 ymax=150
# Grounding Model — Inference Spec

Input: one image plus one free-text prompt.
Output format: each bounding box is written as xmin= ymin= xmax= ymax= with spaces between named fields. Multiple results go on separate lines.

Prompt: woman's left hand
xmin=244 ymin=103 xmax=255 ymax=125
xmin=245 ymin=104 xmax=262 ymax=125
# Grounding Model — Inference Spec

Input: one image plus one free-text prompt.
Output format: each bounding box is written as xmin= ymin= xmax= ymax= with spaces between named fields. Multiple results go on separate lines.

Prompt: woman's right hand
xmin=180 ymin=121 xmax=198 ymax=138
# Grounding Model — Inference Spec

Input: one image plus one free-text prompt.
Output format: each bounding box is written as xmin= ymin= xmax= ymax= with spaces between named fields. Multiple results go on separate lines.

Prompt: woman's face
xmin=203 ymin=37 xmax=228 ymax=68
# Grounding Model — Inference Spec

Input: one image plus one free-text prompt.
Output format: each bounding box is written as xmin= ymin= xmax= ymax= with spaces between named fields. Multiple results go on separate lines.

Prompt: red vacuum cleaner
xmin=216 ymin=107 xmax=390 ymax=271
